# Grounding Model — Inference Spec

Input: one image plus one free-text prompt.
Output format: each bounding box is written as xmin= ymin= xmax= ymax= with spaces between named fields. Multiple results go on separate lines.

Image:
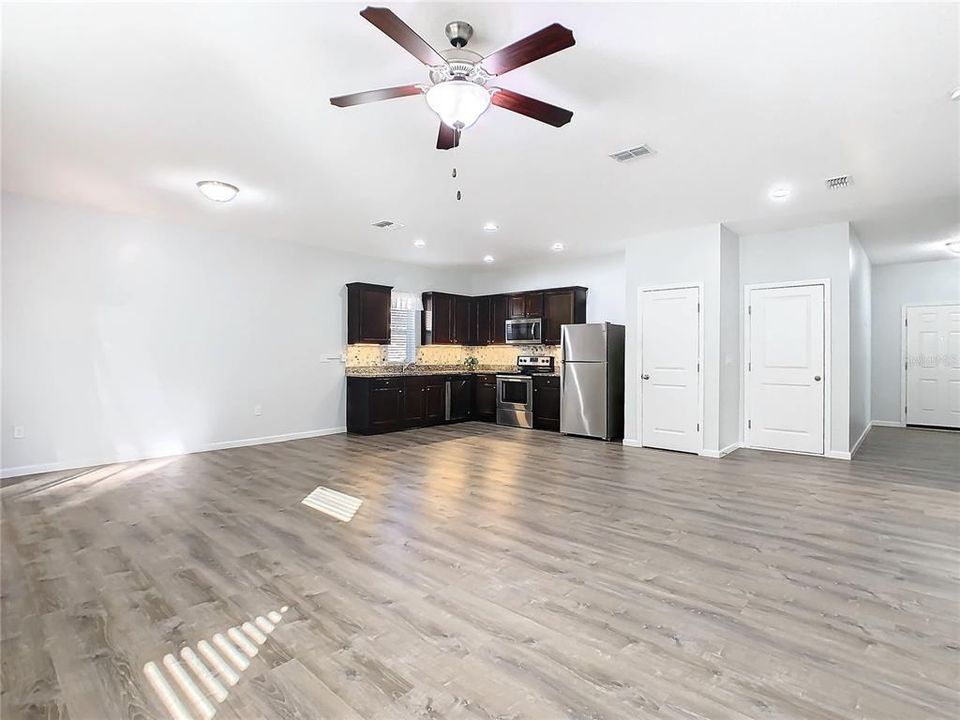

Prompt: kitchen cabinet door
xmin=490 ymin=295 xmax=507 ymax=344
xmin=402 ymin=377 xmax=426 ymax=425
xmin=369 ymin=380 xmax=404 ymax=431
xmin=474 ymin=374 xmax=498 ymax=421
xmin=473 ymin=296 xmax=491 ymax=346
xmin=524 ymin=292 xmax=543 ymax=318
xmin=424 ymin=378 xmax=446 ymax=422
xmin=346 ymin=283 xmax=392 ymax=344
xmin=533 ymin=375 xmax=561 ymax=431
xmin=508 ymin=294 xmax=526 ymax=319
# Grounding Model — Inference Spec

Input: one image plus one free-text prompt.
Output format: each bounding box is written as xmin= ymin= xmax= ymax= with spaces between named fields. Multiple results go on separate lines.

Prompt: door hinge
xmin=697 ymin=302 xmax=700 ymax=312
xmin=748 ymin=420 xmax=752 ymax=429
xmin=905 ymin=360 xmax=908 ymax=371
xmin=748 ymin=361 xmax=752 ymax=371
xmin=748 ymin=305 xmax=752 ymax=315
xmin=696 ymin=423 xmax=700 ymax=431
xmin=905 ymin=317 xmax=908 ymax=327
xmin=697 ymin=362 xmax=700 ymax=372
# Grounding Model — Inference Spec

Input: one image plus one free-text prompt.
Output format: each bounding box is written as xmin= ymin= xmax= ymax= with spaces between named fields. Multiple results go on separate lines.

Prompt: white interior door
xmin=747 ymin=284 xmax=825 ymax=455
xmin=906 ymin=305 xmax=960 ymax=428
xmin=640 ymin=287 xmax=700 ymax=453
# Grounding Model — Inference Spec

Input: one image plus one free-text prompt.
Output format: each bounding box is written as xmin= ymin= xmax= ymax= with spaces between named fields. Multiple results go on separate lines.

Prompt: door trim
xmin=636 ymin=282 xmax=704 ymax=455
xmin=901 ymin=302 xmax=959 ymax=427
xmin=742 ymin=279 xmax=831 ymax=456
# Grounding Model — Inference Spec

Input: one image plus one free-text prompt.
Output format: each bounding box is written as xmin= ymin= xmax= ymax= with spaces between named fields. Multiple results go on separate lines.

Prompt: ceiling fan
xmin=330 ymin=6 xmax=575 ymax=150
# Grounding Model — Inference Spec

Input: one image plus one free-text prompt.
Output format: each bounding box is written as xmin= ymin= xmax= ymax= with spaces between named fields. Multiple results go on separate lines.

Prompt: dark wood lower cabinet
xmin=348 ymin=374 xmax=454 ymax=434
xmin=349 ymin=373 xmax=561 ymax=434
xmin=533 ymin=375 xmax=561 ymax=431
xmin=474 ymin=374 xmax=498 ymax=422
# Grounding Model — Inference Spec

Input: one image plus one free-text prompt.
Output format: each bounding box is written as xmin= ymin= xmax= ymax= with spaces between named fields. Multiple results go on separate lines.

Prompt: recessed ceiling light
xmin=551 ymin=242 xmax=565 ymax=252
xmin=413 ymin=238 xmax=426 ymax=248
xmin=951 ymin=87 xmax=960 ymax=101
xmin=196 ymin=180 xmax=239 ymax=203
xmin=768 ymin=185 xmax=791 ymax=201
xmin=947 ymin=240 xmax=960 ymax=254
xmin=482 ymin=222 xmax=498 ymax=233
xmin=483 ymin=254 xmax=495 ymax=263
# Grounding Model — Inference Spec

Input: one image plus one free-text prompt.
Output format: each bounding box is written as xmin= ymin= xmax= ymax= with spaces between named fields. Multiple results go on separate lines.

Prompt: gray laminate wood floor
xmin=2 ymin=425 xmax=958 ymax=720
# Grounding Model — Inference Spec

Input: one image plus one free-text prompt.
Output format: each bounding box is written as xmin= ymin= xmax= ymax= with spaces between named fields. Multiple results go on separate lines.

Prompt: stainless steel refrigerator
xmin=560 ymin=323 xmax=625 ymax=440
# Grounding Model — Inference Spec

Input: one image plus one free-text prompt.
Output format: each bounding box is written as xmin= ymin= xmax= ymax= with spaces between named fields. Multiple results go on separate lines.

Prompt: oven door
xmin=497 ymin=375 xmax=532 ymax=410
xmin=505 ymin=318 xmax=542 ymax=345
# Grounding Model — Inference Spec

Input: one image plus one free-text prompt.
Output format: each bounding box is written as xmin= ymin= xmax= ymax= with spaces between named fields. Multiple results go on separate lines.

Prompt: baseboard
xmin=699 ymin=442 xmax=740 ymax=459
xmin=0 ymin=426 xmax=347 ymax=480
xmin=870 ymin=420 xmax=905 ymax=428
xmin=621 ymin=438 xmax=643 ymax=448
xmin=825 ymin=450 xmax=852 ymax=460
xmin=204 ymin=427 xmax=346 ymax=451
xmin=849 ymin=422 xmax=872 ymax=459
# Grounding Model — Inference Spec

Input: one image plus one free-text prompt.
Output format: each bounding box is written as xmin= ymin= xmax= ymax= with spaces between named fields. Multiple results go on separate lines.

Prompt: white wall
xmin=871 ymin=259 xmax=960 ymax=424
xmin=1 ymin=193 xmax=468 ymax=476
xmin=624 ymin=224 xmax=723 ymax=452
xmin=739 ymin=222 xmax=851 ymax=456
xmin=719 ymin=225 xmax=741 ymax=451
xmin=470 ymin=251 xmax=626 ymax=324
xmin=848 ymin=229 xmax=872 ymax=448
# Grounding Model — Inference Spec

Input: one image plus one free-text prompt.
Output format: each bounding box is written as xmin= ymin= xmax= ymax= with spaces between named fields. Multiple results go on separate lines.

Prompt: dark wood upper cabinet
xmin=421 ymin=287 xmax=585 ymax=346
xmin=490 ymin=295 xmax=507 ymax=344
xmin=542 ymin=287 xmax=587 ymax=345
xmin=454 ymin=295 xmax=470 ymax=345
xmin=507 ymin=294 xmax=526 ymax=319
xmin=524 ymin=292 xmax=543 ymax=318
xmin=346 ymin=282 xmax=392 ymax=344
xmin=508 ymin=292 xmax=544 ymax=319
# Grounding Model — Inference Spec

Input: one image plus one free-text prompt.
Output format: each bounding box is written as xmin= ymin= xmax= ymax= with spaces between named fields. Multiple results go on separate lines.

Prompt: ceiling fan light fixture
xmin=426 ymin=80 xmax=491 ymax=129
xmin=196 ymin=180 xmax=239 ymax=203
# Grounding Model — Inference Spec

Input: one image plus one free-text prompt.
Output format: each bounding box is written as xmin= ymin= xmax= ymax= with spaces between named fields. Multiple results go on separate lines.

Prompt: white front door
xmin=747 ymin=284 xmax=825 ymax=455
xmin=640 ymin=286 xmax=700 ymax=453
xmin=906 ymin=304 xmax=960 ymax=428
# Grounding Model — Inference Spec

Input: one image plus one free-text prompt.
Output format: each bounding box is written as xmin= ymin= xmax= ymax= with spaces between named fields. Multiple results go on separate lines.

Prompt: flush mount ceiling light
xmin=951 ymin=87 xmax=960 ymax=101
xmin=196 ymin=180 xmax=239 ymax=203
xmin=413 ymin=238 xmax=426 ymax=248
xmin=483 ymin=254 xmax=495 ymax=263
xmin=768 ymin=185 xmax=791 ymax=201
xmin=551 ymin=242 xmax=565 ymax=252
xmin=425 ymin=80 xmax=492 ymax=130
xmin=947 ymin=240 xmax=960 ymax=254
xmin=482 ymin=222 xmax=498 ymax=233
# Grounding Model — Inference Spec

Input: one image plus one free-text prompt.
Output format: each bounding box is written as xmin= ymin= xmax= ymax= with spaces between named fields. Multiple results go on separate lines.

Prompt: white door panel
xmin=640 ymin=287 xmax=700 ymax=453
xmin=906 ymin=304 xmax=960 ymax=428
xmin=747 ymin=284 xmax=825 ymax=455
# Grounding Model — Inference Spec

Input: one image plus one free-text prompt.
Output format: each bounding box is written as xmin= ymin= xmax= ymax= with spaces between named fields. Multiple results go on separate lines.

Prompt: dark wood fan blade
xmin=437 ymin=122 xmax=461 ymax=150
xmin=491 ymin=88 xmax=573 ymax=127
xmin=360 ymin=6 xmax=446 ymax=66
xmin=330 ymin=84 xmax=423 ymax=107
xmin=480 ymin=23 xmax=575 ymax=76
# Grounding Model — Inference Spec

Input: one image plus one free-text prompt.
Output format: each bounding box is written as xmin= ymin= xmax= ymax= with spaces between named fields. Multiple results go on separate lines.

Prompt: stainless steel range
xmin=496 ymin=355 xmax=554 ymax=428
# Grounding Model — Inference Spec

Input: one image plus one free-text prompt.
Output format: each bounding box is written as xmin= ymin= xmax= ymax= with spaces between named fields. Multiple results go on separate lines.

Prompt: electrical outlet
xmin=253 ymin=405 xmax=262 ymax=416
xmin=13 ymin=426 xmax=25 ymax=439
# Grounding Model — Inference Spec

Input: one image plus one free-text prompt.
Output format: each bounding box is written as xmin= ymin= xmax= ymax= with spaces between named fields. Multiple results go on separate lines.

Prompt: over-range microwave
xmin=505 ymin=317 xmax=542 ymax=345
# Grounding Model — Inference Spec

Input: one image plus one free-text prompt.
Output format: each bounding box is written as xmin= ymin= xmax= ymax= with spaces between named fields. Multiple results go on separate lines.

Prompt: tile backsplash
xmin=345 ymin=343 xmax=560 ymax=368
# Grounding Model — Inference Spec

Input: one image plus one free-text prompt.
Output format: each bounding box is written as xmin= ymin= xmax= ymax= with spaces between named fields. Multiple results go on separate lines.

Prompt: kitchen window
xmin=387 ymin=291 xmax=420 ymax=364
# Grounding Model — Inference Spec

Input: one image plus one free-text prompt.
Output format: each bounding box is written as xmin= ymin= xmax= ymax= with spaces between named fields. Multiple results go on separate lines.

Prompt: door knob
xmin=814 ymin=375 xmax=822 ymax=382
xmin=641 ymin=374 xmax=650 ymax=380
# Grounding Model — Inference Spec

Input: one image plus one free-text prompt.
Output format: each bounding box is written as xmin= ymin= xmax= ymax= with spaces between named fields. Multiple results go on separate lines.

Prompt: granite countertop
xmin=346 ymin=365 xmax=560 ymax=378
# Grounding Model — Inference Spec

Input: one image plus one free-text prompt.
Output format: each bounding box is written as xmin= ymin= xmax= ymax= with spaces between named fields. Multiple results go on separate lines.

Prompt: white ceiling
xmin=3 ymin=2 xmax=958 ymax=267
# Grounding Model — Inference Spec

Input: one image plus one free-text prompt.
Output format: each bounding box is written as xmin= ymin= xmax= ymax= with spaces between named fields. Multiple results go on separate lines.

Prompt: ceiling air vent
xmin=825 ymin=175 xmax=852 ymax=190
xmin=609 ymin=144 xmax=654 ymax=162
xmin=371 ymin=220 xmax=405 ymax=230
